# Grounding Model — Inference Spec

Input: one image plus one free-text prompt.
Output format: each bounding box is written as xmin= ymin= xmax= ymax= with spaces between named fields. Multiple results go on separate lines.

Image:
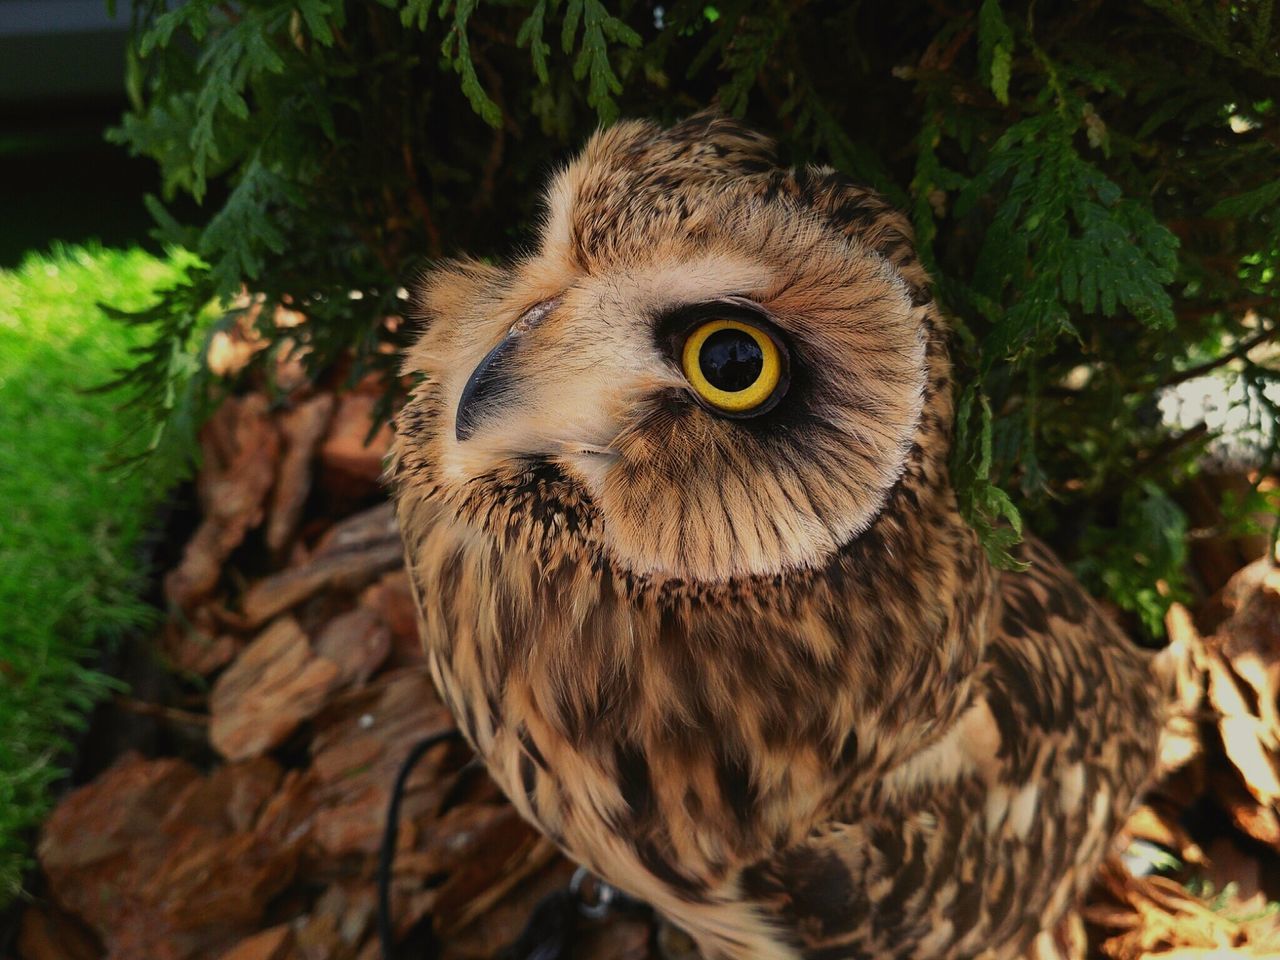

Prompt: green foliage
xmin=977 ymin=0 xmax=1014 ymax=106
xmin=953 ymin=385 xmax=1026 ymax=568
xmin=0 ymin=245 xmax=192 ymax=902
xmin=956 ymin=113 xmax=1179 ymax=358
xmin=1077 ymin=481 xmax=1190 ymax=635
xmin=111 ymin=0 xmax=1280 ymax=636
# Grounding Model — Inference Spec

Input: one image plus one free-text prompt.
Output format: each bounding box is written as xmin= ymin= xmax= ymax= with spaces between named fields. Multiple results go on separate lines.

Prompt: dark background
xmin=0 ymin=0 xmax=155 ymax=265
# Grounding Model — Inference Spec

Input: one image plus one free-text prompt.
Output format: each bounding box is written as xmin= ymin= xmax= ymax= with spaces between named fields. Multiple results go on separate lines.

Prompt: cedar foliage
xmin=109 ymin=0 xmax=1280 ymax=636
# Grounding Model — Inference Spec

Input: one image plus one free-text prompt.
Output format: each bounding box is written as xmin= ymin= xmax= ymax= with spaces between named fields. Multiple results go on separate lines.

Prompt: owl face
xmin=398 ymin=116 xmax=933 ymax=583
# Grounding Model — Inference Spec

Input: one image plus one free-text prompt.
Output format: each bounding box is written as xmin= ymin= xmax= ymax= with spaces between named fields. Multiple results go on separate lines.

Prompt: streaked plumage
xmin=389 ymin=114 xmax=1168 ymax=959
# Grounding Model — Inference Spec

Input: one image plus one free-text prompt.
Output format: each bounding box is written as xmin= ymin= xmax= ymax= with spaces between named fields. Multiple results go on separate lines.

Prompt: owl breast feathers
xmin=389 ymin=114 xmax=1169 ymax=960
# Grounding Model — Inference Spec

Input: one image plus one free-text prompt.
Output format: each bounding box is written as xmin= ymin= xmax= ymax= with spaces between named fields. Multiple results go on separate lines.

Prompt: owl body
xmin=390 ymin=115 xmax=1166 ymax=959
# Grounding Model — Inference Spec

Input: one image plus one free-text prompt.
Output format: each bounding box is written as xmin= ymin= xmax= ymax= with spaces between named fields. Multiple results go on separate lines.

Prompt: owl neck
xmin=633 ymin=363 xmax=999 ymax=771
xmin=816 ymin=355 xmax=999 ymax=761
xmin=576 ymin=462 xmax=999 ymax=773
xmin=829 ymin=465 xmax=998 ymax=753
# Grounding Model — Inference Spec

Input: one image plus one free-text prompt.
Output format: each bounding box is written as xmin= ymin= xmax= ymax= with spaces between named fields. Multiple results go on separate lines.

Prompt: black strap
xmin=378 ymin=729 xmax=465 ymax=957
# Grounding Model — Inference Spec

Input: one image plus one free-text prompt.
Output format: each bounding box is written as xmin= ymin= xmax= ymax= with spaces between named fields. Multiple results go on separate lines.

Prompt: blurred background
xmin=1 ymin=0 xmax=154 ymax=263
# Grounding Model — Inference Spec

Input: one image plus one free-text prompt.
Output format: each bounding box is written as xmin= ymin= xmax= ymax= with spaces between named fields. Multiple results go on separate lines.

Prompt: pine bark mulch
xmin=14 ymin=366 xmax=1280 ymax=960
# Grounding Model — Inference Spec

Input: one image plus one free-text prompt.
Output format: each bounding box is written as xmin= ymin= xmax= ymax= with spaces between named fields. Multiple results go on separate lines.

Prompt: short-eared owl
xmin=389 ymin=114 xmax=1167 ymax=960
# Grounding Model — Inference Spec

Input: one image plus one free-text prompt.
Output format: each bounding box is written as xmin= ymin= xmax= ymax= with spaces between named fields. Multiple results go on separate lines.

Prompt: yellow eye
xmin=681 ymin=318 xmax=784 ymax=414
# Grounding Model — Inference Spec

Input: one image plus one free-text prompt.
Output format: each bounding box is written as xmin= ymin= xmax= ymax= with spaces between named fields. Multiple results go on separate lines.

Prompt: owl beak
xmin=456 ymin=297 xmax=564 ymax=442
xmin=455 ymin=330 xmax=521 ymax=442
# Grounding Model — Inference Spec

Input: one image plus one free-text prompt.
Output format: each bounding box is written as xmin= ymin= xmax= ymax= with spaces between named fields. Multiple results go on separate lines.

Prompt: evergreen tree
xmin=109 ymin=0 xmax=1280 ymax=636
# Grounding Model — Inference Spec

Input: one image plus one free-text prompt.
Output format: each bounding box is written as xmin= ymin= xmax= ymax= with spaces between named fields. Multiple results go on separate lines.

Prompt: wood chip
xmin=291 ymin=916 xmax=349 ymax=960
xmin=159 ymin=617 xmax=241 ymax=676
xmin=209 ymin=617 xmax=341 ymax=761
xmin=291 ymin=883 xmax=377 ymax=960
xmin=308 ymin=670 xmax=456 ymax=858
xmin=36 ymin=753 xmax=304 ymax=959
xmin=1203 ymin=561 xmax=1280 ymax=810
xmin=164 ymin=395 xmax=280 ymax=611
xmin=320 ymin=392 xmax=395 ymax=486
xmin=313 ymin=881 xmax=377 ymax=938
xmin=1088 ymin=858 xmax=1280 ymax=959
xmin=239 ymin=541 xmax=403 ymax=628
xmin=267 ymin=393 xmax=336 ymax=553
xmin=314 ymin=607 xmax=391 ymax=687
xmin=216 ymin=926 xmax=294 ymax=960
xmin=163 ymin=757 xmax=284 ymax=834
xmin=313 ymin=502 xmax=399 ymax=558
xmin=274 ymin=335 xmax=311 ymax=395
xmin=1208 ymin=761 xmax=1280 ymax=850
xmin=39 ymin=753 xmax=200 ymax=877
xmin=206 ymin=303 xmax=267 ymax=379
xmin=360 ymin=570 xmax=423 ymax=667
xmin=253 ymin=768 xmax=321 ymax=852
xmin=1218 ymin=564 xmax=1280 ymax=732
xmin=144 ymin=830 xmax=300 ymax=931
xmin=1157 ymin=602 xmax=1207 ymax=779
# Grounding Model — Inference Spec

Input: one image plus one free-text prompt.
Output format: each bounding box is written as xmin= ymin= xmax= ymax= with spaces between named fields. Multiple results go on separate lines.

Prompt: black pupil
xmin=699 ymin=329 xmax=763 ymax=392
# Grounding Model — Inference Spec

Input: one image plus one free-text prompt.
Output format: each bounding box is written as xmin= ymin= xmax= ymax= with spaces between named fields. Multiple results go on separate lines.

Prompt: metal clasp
xmin=570 ymin=866 xmax=618 ymax=920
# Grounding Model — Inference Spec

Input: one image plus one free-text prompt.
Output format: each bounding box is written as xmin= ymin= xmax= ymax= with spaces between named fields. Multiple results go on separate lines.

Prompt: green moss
xmin=0 ymin=244 xmax=196 ymax=902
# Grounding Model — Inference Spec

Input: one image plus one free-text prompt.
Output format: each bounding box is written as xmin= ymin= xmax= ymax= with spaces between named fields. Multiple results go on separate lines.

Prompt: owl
xmin=389 ymin=114 xmax=1168 ymax=960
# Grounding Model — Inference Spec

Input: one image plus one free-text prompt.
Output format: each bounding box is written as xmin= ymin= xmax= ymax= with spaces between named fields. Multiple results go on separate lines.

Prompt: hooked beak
xmin=455 ymin=297 xmax=561 ymax=442
xmin=455 ymin=331 xmax=520 ymax=442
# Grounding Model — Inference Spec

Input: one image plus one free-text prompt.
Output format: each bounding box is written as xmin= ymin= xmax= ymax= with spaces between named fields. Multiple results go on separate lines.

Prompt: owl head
xmin=393 ymin=114 xmax=953 ymax=584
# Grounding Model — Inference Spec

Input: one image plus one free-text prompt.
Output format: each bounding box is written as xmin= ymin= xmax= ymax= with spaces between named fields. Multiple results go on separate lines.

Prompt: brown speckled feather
xmin=389 ymin=114 xmax=1169 ymax=960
